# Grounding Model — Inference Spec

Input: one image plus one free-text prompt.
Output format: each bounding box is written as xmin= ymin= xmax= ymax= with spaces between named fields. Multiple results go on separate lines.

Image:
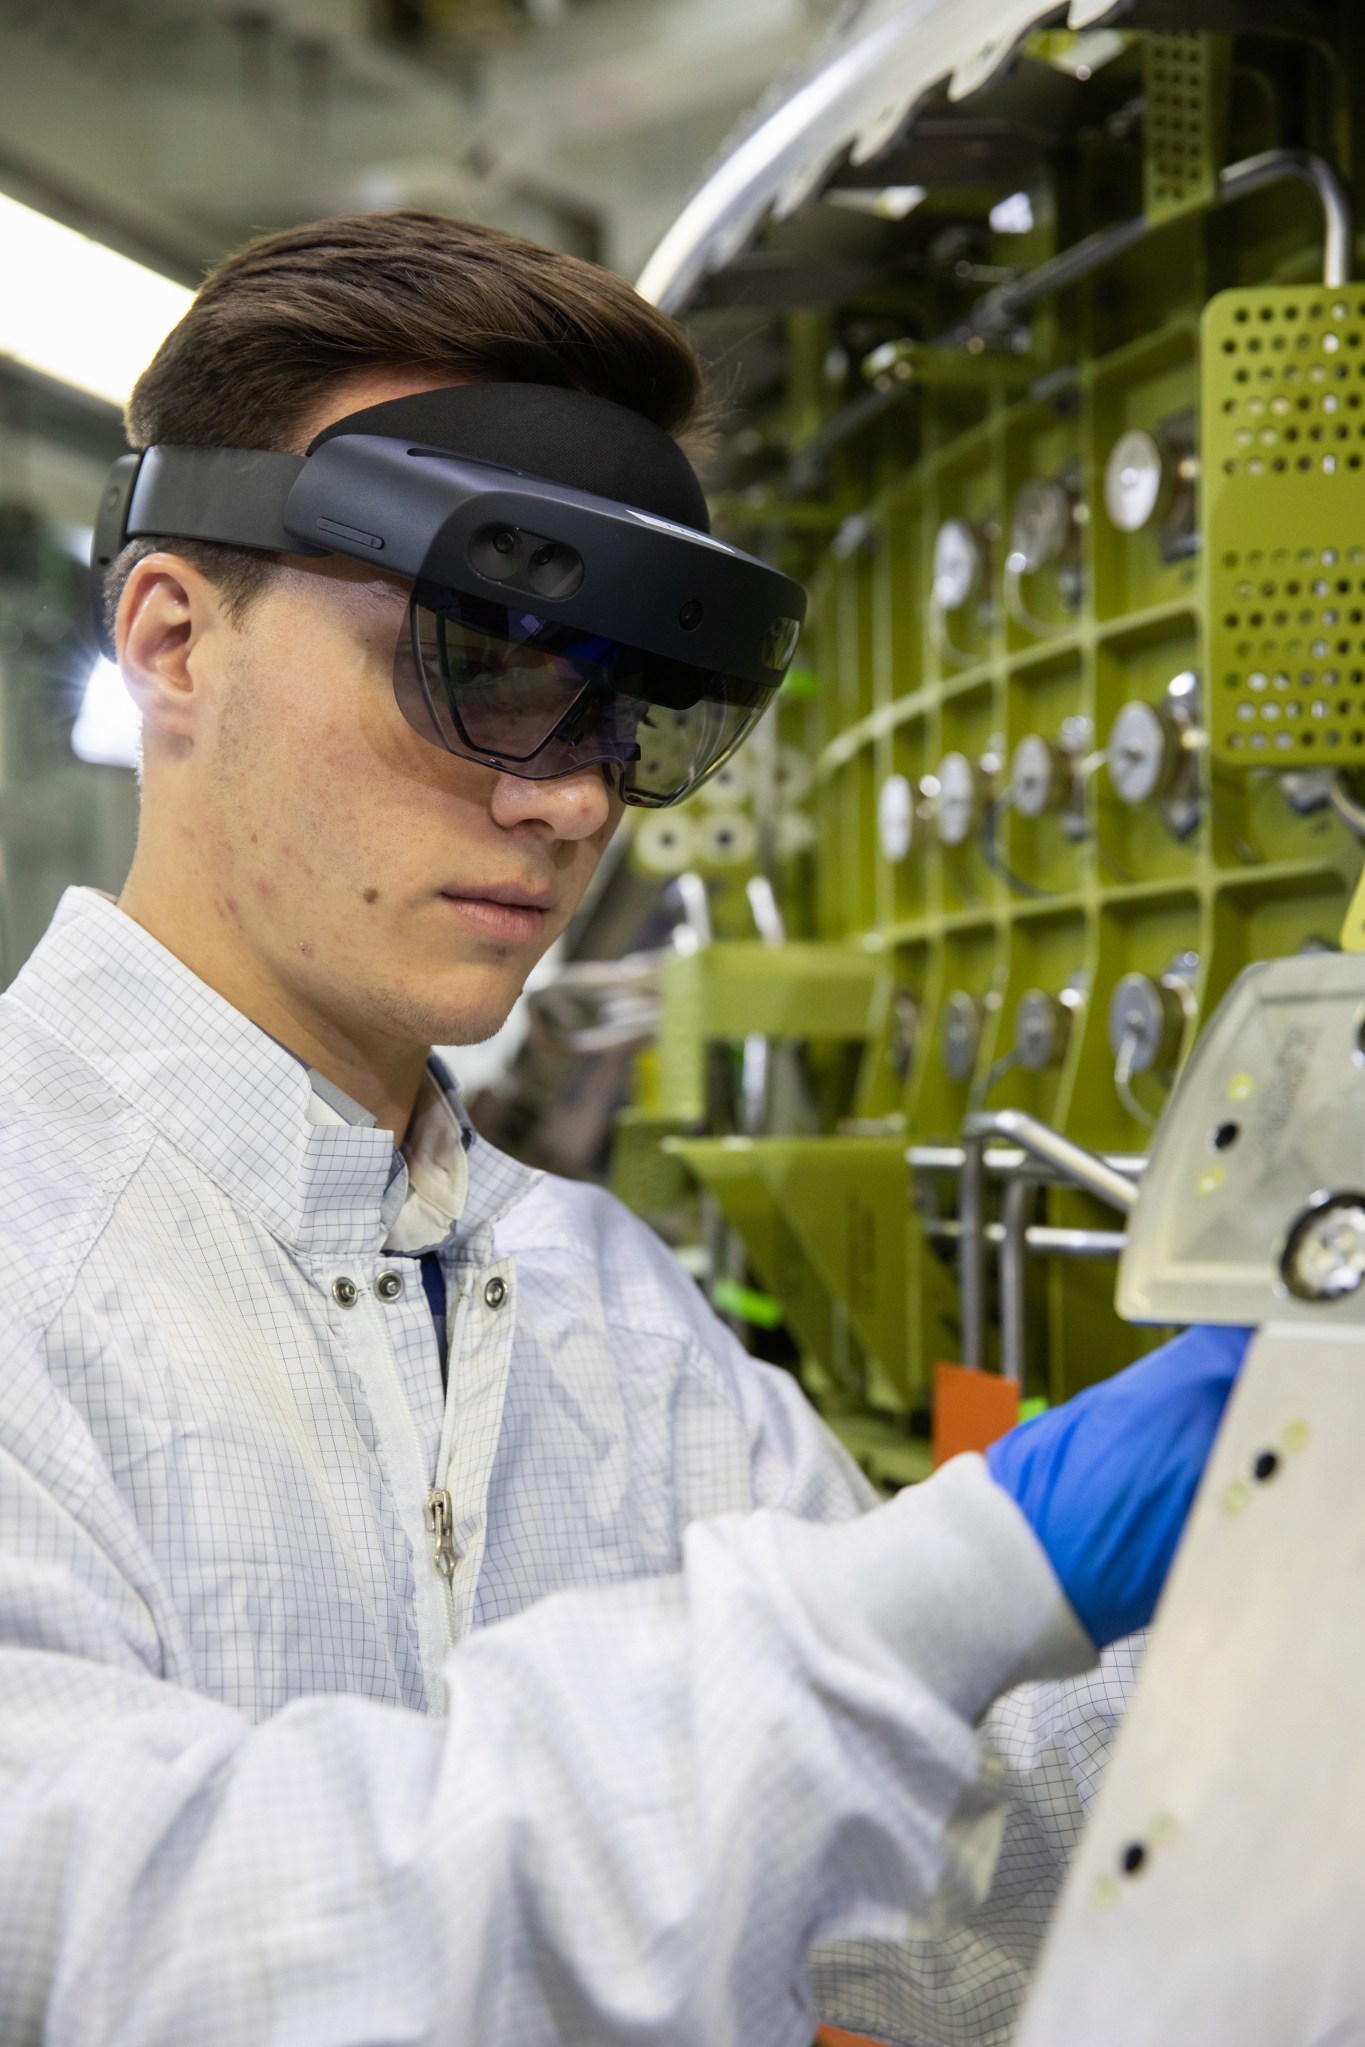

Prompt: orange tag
xmin=816 ymin=2031 xmax=891 ymax=2047
xmin=932 ymin=1362 xmax=1020 ymax=1469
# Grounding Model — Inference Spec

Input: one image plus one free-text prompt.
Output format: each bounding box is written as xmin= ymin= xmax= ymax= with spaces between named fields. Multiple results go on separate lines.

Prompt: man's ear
xmin=116 ymin=552 xmax=227 ymax=746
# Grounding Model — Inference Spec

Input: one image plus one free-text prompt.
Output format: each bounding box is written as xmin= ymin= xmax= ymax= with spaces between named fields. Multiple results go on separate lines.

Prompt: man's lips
xmin=439 ymin=883 xmax=556 ymax=943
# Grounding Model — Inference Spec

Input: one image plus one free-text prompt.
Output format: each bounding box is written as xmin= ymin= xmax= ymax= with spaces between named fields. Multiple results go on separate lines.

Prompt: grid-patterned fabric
xmin=0 ymin=887 xmax=1133 ymax=2045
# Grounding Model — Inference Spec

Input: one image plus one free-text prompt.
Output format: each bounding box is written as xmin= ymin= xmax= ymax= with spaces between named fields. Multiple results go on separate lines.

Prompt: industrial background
xmin=4 ymin=0 xmax=1362 ymax=1496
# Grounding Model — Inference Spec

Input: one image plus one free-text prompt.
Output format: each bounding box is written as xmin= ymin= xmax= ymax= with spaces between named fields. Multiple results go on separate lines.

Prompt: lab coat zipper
xmin=425 ymin=1278 xmax=473 ymax=1650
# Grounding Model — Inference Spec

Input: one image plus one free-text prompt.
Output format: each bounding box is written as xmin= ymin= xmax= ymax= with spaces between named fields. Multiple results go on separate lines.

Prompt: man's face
xmin=128 ymin=371 xmax=624 ymax=1054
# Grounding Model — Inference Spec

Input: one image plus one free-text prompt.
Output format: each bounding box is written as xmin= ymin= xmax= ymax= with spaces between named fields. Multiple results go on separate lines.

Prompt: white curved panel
xmin=1016 ymin=1323 xmax=1365 ymax=2044
xmin=636 ymin=0 xmax=1130 ymax=313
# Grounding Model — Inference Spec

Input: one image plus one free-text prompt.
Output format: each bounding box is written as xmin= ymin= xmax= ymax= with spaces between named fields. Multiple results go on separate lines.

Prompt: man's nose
xmin=488 ymin=764 xmax=615 ymax=840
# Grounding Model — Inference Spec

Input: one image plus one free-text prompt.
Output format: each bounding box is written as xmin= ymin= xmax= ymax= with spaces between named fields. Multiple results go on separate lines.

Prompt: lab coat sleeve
xmin=0 ymin=1330 xmax=1092 ymax=2047
xmin=693 ymin=1306 xmax=1145 ymax=2047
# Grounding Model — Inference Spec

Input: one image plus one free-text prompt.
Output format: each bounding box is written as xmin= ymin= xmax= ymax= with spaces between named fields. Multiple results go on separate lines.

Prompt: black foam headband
xmin=308 ymin=382 xmax=710 ymax=534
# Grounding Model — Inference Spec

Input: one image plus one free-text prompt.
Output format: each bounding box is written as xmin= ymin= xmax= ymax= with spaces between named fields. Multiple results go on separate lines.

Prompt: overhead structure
xmin=638 ymin=0 xmax=1270 ymax=316
xmin=613 ymin=0 xmax=1365 ymax=1471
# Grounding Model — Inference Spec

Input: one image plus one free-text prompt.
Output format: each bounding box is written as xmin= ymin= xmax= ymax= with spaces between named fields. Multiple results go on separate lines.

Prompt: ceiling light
xmin=0 ymin=192 xmax=192 ymax=410
xmin=990 ymin=191 xmax=1035 ymax=235
xmin=72 ymin=655 xmax=140 ymax=770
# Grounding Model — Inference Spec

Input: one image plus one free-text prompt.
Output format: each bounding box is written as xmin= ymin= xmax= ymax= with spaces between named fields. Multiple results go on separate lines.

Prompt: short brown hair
xmin=110 ymin=210 xmax=702 ymax=631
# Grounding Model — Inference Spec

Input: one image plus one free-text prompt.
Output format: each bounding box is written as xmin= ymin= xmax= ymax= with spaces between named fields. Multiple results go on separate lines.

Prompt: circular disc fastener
xmin=877 ymin=772 xmax=915 ymax=862
xmin=1281 ymin=1192 xmax=1365 ymax=1302
xmin=774 ymin=809 xmax=816 ymax=859
xmin=932 ymin=518 xmax=983 ymax=611
xmin=1104 ymin=427 xmax=1168 ymax=533
xmin=1015 ymin=989 xmax=1071 ymax=1072
xmin=633 ymin=809 xmax=698 ymax=877
xmin=936 ymin=750 xmax=981 ymax=847
xmin=1107 ymin=973 xmax=1185 ymax=1072
xmin=1106 ymin=698 xmax=1180 ymax=806
xmin=941 ymin=991 xmax=982 ymax=1082
xmin=698 ymin=753 xmax=752 ymax=807
xmin=774 ymin=744 xmax=814 ymax=807
xmin=1010 ymin=478 xmax=1073 ymax=573
xmin=1012 ymin=733 xmax=1062 ymax=820
xmin=695 ymin=809 xmax=757 ymax=869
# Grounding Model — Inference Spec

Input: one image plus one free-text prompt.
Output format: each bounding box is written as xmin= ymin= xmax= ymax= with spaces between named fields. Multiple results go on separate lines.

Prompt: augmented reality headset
xmin=91 ymin=383 xmax=806 ymax=808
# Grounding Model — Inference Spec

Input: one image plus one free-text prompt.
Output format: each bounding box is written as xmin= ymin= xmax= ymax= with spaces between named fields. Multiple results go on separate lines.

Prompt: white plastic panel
xmin=1017 ymin=1323 xmax=1365 ymax=2045
xmin=1116 ymin=950 xmax=1365 ymax=1329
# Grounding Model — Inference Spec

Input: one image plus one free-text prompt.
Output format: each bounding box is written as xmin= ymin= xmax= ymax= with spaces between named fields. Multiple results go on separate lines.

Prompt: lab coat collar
xmin=7 ymin=889 xmax=538 ymax=1261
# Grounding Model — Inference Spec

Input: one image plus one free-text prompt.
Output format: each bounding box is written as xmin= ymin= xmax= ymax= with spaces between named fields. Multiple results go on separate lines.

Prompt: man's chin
xmin=420 ymin=978 xmax=526 ymax=1050
xmin=361 ymin=962 xmax=526 ymax=1052
xmin=434 ymin=1010 xmax=519 ymax=1049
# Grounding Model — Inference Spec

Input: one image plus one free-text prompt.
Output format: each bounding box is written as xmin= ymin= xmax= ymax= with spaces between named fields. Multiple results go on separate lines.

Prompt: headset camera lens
xmin=678 ymin=599 xmax=704 ymax=630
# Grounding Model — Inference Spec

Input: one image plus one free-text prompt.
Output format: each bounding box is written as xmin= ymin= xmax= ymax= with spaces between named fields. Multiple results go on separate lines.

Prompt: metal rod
xmin=956 ymin=1110 xmax=1138 ymax=1370
xmin=1328 ymin=773 xmax=1365 ymax=841
xmin=954 ymin=148 xmax=1353 ymax=347
xmin=960 ymin=1111 xmax=1141 ymax=1215
xmin=924 ymin=1221 xmax=1128 ymax=1259
xmin=908 ymin=1144 xmax=1148 ymax=1179
xmin=999 ymin=1179 xmax=1036 ymax=1386
xmin=1026 ymin=1226 xmax=1127 ymax=1260
xmin=960 ymin=216 xmax=1151 ymax=340
xmin=957 ymin=1126 xmax=988 ymax=1369
xmin=1219 ymin=149 xmax=1353 ymax=291
xmin=762 ymin=149 xmax=1357 ymax=492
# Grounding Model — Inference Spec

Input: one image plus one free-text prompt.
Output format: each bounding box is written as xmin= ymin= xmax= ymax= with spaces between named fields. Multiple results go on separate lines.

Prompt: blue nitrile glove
xmin=986 ymin=1324 xmax=1252 ymax=1648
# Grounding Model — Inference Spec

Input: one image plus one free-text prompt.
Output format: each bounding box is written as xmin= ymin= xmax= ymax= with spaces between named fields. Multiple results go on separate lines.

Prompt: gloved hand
xmin=986 ymin=1324 xmax=1252 ymax=1649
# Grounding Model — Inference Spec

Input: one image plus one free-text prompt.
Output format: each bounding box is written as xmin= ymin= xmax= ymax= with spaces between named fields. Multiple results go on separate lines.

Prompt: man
xmin=0 ymin=209 xmax=1243 ymax=2044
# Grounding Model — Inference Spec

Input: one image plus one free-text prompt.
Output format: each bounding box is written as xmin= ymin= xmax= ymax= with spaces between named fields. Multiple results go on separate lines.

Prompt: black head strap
xmin=93 ymin=382 xmax=710 ymax=656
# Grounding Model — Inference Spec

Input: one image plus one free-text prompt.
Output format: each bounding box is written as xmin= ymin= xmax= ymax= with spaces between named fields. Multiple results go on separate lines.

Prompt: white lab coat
xmin=0 ymin=887 xmax=1127 ymax=2045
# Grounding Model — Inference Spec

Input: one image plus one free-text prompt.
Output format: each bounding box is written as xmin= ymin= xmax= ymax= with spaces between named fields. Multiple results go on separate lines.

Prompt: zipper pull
xmin=425 ymin=1487 xmax=457 ymax=1578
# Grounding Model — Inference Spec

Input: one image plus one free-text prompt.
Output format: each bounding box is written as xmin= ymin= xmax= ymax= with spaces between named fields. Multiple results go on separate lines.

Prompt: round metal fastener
xmin=332 ymin=1277 xmax=359 ymax=1309
xmin=941 ymin=990 xmax=982 ymax=1084
xmin=375 ymin=1270 xmax=405 ymax=1302
xmin=935 ymin=750 xmax=983 ymax=848
xmin=484 ymin=1275 xmax=508 ymax=1310
xmin=877 ymin=772 xmax=914 ymax=863
xmin=1107 ymin=972 xmax=1186 ymax=1074
xmin=1015 ymin=988 xmax=1072 ymax=1073
xmin=1010 ymin=476 xmax=1073 ymax=573
xmin=1011 ymin=732 xmax=1062 ymax=821
xmin=1281 ymin=1190 xmax=1365 ymax=1301
xmin=1104 ymin=427 xmax=1168 ymax=533
xmin=1106 ymin=698 xmax=1181 ymax=807
xmin=932 ymin=517 xmax=984 ymax=611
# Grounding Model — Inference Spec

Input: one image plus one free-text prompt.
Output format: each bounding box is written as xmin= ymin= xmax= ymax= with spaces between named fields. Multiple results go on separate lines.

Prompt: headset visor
xmin=393 ymin=584 xmax=775 ymax=807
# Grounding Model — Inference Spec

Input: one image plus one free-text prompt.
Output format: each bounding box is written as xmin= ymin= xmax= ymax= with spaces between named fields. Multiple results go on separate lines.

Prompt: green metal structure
xmin=621 ymin=6 xmax=1365 ymax=1489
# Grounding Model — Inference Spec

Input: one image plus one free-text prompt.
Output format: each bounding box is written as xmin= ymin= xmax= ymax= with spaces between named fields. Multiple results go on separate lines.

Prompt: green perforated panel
xmin=1144 ymin=33 xmax=1225 ymax=226
xmin=1205 ymin=286 xmax=1365 ymax=769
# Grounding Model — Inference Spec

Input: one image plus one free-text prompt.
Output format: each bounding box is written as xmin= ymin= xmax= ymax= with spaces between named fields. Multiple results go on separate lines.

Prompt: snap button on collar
xmin=332 ymin=1276 xmax=359 ymax=1308
xmin=484 ymin=1275 xmax=508 ymax=1310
